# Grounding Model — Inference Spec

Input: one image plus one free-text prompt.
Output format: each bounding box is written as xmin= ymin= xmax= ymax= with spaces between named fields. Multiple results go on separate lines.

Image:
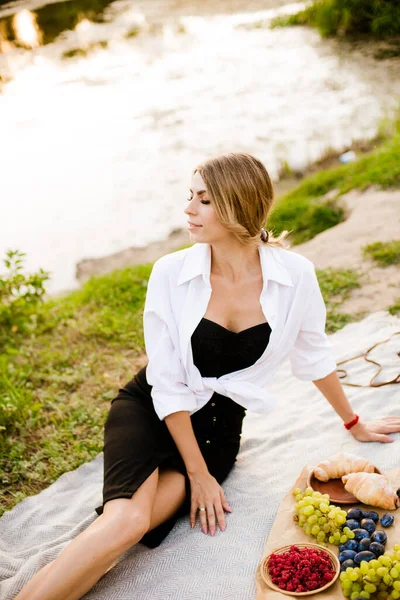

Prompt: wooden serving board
xmin=255 ymin=466 xmax=400 ymax=599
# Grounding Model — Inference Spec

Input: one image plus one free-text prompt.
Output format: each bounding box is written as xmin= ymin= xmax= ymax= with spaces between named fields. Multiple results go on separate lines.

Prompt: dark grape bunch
xmin=339 ymin=507 xmax=395 ymax=571
xmin=339 ymin=507 xmax=399 ymax=599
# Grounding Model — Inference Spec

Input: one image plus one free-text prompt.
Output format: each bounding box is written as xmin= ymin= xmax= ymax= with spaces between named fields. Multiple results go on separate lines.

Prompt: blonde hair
xmin=194 ymin=152 xmax=288 ymax=248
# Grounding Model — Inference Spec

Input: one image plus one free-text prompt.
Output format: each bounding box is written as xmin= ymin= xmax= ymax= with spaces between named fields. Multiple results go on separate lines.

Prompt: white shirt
xmin=143 ymin=242 xmax=337 ymax=421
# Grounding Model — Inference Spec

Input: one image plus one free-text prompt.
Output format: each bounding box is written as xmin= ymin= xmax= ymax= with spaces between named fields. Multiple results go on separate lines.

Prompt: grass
xmin=269 ymin=129 xmax=400 ymax=244
xmin=270 ymin=0 xmax=400 ymax=39
xmin=0 ymin=263 xmax=152 ymax=516
xmin=388 ymin=299 xmax=400 ymax=315
xmin=0 ymin=260 xmax=361 ymax=516
xmin=316 ymin=268 xmax=361 ymax=332
xmin=362 ymin=241 xmax=400 ymax=267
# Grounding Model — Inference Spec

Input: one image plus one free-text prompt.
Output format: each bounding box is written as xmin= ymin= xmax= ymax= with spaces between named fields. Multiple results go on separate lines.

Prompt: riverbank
xmin=75 ymin=130 xmax=394 ymax=284
xmin=2 ymin=0 xmax=400 ymax=296
xmin=76 ymin=128 xmax=400 ymax=325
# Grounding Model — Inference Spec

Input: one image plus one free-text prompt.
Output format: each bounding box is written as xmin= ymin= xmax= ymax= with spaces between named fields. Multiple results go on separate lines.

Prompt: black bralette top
xmin=191 ymin=318 xmax=272 ymax=379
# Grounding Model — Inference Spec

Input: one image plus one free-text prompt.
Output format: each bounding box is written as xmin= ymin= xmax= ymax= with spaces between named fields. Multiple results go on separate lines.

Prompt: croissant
xmin=342 ymin=472 xmax=400 ymax=510
xmin=313 ymin=452 xmax=375 ymax=482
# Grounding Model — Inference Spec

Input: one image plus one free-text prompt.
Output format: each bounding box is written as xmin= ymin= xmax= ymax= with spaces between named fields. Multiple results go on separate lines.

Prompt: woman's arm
xmin=313 ymin=370 xmax=400 ymax=443
xmin=144 ymin=258 xmax=231 ymax=534
xmin=164 ymin=411 xmax=232 ymax=534
xmin=164 ymin=411 xmax=208 ymax=475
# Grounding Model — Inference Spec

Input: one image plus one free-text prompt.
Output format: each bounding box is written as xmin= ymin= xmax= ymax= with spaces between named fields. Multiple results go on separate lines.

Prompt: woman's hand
xmin=350 ymin=417 xmax=400 ymax=443
xmin=188 ymin=469 xmax=232 ymax=536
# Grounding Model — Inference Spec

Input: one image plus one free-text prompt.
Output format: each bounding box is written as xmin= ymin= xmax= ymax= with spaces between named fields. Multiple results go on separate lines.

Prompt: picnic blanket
xmin=0 ymin=311 xmax=399 ymax=600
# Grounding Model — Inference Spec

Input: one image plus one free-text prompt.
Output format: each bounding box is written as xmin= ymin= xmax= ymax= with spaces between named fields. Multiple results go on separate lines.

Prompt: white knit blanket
xmin=1 ymin=311 xmax=399 ymax=600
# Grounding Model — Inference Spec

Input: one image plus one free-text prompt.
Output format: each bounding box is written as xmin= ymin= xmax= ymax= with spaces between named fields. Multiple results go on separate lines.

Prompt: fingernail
xmin=202 ymin=527 xmax=207 ymax=534
xmin=220 ymin=525 xmax=226 ymax=532
xmin=210 ymin=530 xmax=215 ymax=537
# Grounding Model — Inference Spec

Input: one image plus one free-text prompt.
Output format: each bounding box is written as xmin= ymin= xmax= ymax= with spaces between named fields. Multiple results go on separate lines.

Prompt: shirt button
xmin=211 ymin=402 xmax=215 ymax=407
xmin=206 ymin=440 xmax=211 ymax=444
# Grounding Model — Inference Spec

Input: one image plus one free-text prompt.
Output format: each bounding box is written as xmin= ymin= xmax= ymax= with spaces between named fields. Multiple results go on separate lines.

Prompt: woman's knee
xmin=102 ymin=500 xmax=151 ymax=544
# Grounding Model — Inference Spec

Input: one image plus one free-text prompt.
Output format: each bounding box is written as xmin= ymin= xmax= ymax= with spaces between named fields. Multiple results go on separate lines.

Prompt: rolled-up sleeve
xmin=143 ymin=259 xmax=197 ymax=421
xmin=289 ymin=268 xmax=337 ymax=381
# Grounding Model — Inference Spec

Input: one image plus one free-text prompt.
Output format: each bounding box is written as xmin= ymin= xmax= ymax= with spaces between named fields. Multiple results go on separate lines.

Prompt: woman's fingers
xmin=366 ymin=419 xmax=400 ymax=434
xmin=381 ymin=424 xmax=400 ymax=433
xmin=190 ymin=484 xmax=231 ymax=535
xmin=198 ymin=506 xmax=208 ymax=534
xmin=195 ymin=501 xmax=228 ymax=535
xmin=220 ymin=489 xmax=232 ymax=513
xmin=215 ymin=503 xmax=226 ymax=532
xmin=363 ymin=426 xmax=394 ymax=442
xmin=190 ymin=502 xmax=197 ymax=529
xmin=207 ymin=503 xmax=217 ymax=536
xmin=378 ymin=417 xmax=400 ymax=429
xmin=372 ymin=432 xmax=394 ymax=443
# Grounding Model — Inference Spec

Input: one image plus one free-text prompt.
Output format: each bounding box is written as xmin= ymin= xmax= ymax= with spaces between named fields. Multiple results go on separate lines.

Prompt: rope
xmin=337 ymin=331 xmax=400 ymax=388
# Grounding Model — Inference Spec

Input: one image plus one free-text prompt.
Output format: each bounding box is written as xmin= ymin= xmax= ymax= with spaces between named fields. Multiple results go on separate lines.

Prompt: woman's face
xmin=184 ymin=171 xmax=231 ymax=244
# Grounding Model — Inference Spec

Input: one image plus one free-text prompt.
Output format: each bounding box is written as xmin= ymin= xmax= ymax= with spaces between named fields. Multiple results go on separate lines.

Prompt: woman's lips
xmin=188 ymin=222 xmax=202 ymax=229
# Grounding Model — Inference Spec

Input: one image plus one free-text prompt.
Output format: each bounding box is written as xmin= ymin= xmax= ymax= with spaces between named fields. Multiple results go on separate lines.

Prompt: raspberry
xmin=268 ymin=546 xmax=335 ymax=592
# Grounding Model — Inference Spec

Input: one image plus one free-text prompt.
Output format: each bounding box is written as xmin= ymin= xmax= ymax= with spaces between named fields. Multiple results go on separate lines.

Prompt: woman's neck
xmin=209 ymin=242 xmax=262 ymax=284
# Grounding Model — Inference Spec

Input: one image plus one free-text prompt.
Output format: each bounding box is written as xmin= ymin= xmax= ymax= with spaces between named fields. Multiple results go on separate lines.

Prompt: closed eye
xmin=187 ymin=196 xmax=210 ymax=205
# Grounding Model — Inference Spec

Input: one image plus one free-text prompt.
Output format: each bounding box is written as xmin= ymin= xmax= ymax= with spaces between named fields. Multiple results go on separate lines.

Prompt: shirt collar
xmin=177 ymin=243 xmax=293 ymax=288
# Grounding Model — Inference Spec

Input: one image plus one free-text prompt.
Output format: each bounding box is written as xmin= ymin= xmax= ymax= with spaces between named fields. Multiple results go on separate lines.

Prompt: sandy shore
xmin=293 ymin=188 xmax=400 ymax=317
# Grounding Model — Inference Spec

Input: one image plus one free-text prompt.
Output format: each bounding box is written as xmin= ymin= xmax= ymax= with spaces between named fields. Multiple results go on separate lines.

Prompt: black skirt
xmin=95 ymin=318 xmax=271 ymax=548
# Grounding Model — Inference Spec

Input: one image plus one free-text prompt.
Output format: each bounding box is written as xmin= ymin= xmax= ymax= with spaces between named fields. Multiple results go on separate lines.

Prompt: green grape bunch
xmin=292 ymin=487 xmax=355 ymax=546
xmin=340 ymin=544 xmax=400 ymax=599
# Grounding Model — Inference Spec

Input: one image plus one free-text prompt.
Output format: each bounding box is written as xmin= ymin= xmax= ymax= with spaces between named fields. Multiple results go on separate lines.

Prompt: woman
xmin=16 ymin=152 xmax=400 ymax=600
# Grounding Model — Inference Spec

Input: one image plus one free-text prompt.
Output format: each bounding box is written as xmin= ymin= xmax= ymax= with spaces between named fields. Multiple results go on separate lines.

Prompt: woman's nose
xmin=184 ymin=200 xmax=197 ymax=216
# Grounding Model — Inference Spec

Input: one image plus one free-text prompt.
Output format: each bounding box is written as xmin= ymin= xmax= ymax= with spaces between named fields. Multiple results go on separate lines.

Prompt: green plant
xmin=0 ymin=250 xmax=50 ymax=345
xmin=362 ymin=241 xmax=400 ymax=266
xmin=271 ymin=0 xmax=400 ymax=38
xmin=270 ymin=198 xmax=344 ymax=245
xmin=269 ymin=130 xmax=400 ymax=244
xmin=317 ymin=267 xmax=361 ymax=332
xmin=388 ymin=298 xmax=400 ymax=315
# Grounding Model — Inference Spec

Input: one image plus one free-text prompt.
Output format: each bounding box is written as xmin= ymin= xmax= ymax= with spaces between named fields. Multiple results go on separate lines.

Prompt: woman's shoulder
xmin=152 ymin=243 xmax=316 ymax=286
xmin=272 ymin=245 xmax=314 ymax=268
xmin=267 ymin=245 xmax=316 ymax=285
xmin=150 ymin=244 xmax=197 ymax=281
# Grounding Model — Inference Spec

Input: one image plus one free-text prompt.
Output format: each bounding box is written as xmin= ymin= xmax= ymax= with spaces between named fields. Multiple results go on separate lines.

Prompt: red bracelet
xmin=344 ymin=414 xmax=359 ymax=430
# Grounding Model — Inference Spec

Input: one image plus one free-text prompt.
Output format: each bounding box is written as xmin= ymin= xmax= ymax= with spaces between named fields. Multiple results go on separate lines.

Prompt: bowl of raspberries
xmin=260 ymin=543 xmax=340 ymax=596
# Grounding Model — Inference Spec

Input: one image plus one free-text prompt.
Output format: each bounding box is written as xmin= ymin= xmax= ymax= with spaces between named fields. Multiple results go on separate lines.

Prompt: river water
xmin=0 ymin=0 xmax=399 ymax=294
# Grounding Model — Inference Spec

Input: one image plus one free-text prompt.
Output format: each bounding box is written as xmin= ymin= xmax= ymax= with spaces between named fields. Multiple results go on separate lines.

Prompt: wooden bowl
xmin=307 ymin=466 xmax=382 ymax=504
xmin=260 ymin=543 xmax=340 ymax=597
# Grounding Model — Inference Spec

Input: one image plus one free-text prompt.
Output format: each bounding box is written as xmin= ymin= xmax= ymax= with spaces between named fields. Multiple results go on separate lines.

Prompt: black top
xmin=191 ymin=317 xmax=272 ymax=378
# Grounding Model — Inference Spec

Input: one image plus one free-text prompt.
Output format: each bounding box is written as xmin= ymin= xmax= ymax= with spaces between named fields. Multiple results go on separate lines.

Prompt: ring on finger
xmin=199 ymin=507 xmax=206 ymax=512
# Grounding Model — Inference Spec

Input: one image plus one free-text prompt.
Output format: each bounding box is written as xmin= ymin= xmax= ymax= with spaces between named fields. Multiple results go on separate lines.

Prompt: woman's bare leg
xmin=14 ymin=468 xmax=187 ymax=600
xmin=15 ymin=468 xmax=160 ymax=600
xmin=148 ymin=468 xmax=187 ymax=530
